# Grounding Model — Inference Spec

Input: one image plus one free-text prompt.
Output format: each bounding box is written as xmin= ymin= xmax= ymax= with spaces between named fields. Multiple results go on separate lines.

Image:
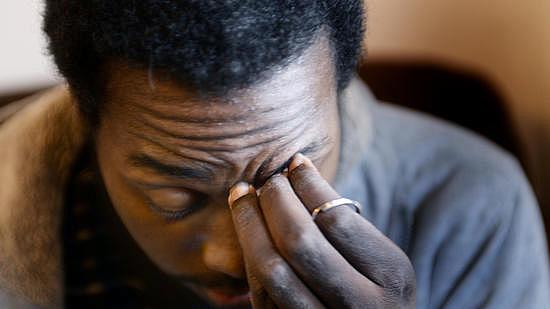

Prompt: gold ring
xmin=311 ymin=198 xmax=361 ymax=220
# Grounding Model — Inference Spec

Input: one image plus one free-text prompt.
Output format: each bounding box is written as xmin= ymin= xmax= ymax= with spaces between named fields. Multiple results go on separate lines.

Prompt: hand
xmin=228 ymin=154 xmax=416 ymax=308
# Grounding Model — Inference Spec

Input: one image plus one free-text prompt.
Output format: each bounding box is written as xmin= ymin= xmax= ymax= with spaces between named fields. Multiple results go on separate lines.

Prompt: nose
xmin=202 ymin=210 xmax=246 ymax=279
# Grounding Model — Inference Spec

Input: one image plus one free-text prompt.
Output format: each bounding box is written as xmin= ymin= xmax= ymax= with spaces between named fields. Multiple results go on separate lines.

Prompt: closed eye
xmin=146 ymin=197 xmax=208 ymax=221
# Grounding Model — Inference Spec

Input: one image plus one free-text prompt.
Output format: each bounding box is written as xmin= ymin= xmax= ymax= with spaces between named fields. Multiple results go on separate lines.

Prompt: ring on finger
xmin=311 ymin=198 xmax=361 ymax=220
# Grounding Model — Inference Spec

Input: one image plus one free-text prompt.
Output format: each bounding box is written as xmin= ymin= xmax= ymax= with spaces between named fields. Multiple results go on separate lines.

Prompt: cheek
xmin=96 ymin=142 xmax=210 ymax=275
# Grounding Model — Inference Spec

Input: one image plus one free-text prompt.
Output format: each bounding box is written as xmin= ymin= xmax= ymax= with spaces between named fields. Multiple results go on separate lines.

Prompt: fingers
xmin=288 ymin=154 xmax=416 ymax=294
xmin=287 ymin=153 xmax=346 ymax=214
xmin=245 ymin=265 xmax=277 ymax=309
xmin=228 ymin=183 xmax=324 ymax=309
xmin=257 ymin=176 xmax=380 ymax=307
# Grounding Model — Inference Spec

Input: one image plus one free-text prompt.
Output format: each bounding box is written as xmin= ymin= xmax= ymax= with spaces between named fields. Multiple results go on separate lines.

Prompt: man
xmin=0 ymin=0 xmax=548 ymax=308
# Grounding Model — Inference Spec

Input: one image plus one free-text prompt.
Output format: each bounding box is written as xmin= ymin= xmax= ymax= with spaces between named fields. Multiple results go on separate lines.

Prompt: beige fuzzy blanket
xmin=0 ymin=85 xmax=88 ymax=308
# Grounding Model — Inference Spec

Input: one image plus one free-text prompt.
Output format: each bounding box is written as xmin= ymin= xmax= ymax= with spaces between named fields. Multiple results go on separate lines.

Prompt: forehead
xmin=103 ymin=33 xmax=334 ymax=115
xmin=98 ymin=38 xmax=337 ymax=189
xmin=103 ymin=68 xmax=325 ymax=142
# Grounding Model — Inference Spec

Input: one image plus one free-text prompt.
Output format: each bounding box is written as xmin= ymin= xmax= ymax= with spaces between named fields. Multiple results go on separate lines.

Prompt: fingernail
xmin=228 ymin=182 xmax=253 ymax=208
xmin=282 ymin=168 xmax=289 ymax=177
xmin=289 ymin=153 xmax=312 ymax=172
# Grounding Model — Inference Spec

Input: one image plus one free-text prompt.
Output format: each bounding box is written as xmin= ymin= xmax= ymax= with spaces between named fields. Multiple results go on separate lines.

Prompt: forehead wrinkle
xmin=171 ymin=133 xmax=287 ymax=153
xmin=128 ymin=129 xmax=229 ymax=167
xmin=115 ymin=76 xmax=319 ymax=128
xmin=189 ymin=110 xmax=318 ymax=152
xmin=116 ymin=81 xmax=282 ymax=125
xmin=134 ymin=93 xmax=310 ymax=128
xmin=136 ymin=113 xmax=285 ymax=142
xmin=128 ymin=102 xmax=318 ymax=151
xmin=131 ymin=100 xmax=275 ymax=124
xmin=158 ymin=122 xmax=301 ymax=153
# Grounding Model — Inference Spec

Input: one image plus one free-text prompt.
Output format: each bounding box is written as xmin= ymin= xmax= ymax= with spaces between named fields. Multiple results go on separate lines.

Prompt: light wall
xmin=0 ymin=1 xmax=59 ymax=94
xmin=365 ymin=0 xmax=550 ymax=221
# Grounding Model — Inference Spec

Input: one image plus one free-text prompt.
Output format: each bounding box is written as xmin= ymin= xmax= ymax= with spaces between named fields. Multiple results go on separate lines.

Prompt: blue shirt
xmin=334 ymin=78 xmax=550 ymax=308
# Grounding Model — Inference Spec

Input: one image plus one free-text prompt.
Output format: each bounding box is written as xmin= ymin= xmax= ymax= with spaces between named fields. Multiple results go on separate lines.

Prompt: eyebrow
xmin=128 ymin=136 xmax=331 ymax=185
xmin=128 ymin=154 xmax=214 ymax=182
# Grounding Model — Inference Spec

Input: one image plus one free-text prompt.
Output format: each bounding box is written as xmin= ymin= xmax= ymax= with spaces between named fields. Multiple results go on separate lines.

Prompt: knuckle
xmin=246 ymin=273 xmax=266 ymax=295
xmin=382 ymin=253 xmax=416 ymax=304
xmin=249 ymin=284 xmax=265 ymax=299
xmin=256 ymin=257 xmax=290 ymax=287
xmin=278 ymin=229 xmax=317 ymax=260
xmin=260 ymin=174 xmax=286 ymax=196
xmin=231 ymin=197 xmax=258 ymax=226
xmin=398 ymin=261 xmax=416 ymax=302
xmin=395 ymin=254 xmax=415 ymax=286
xmin=290 ymin=166 xmax=317 ymax=192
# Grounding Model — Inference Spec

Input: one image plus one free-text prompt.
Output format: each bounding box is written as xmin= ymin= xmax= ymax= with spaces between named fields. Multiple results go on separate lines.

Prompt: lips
xmin=203 ymin=288 xmax=251 ymax=307
xmin=179 ymin=278 xmax=251 ymax=307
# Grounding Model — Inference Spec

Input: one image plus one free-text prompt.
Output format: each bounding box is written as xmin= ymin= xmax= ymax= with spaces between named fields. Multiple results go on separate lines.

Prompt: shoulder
xmin=0 ymin=85 xmax=87 ymax=307
xmin=372 ymin=104 xmax=550 ymax=308
xmin=372 ymin=102 xmax=528 ymax=213
xmin=369 ymin=103 xmax=547 ymax=260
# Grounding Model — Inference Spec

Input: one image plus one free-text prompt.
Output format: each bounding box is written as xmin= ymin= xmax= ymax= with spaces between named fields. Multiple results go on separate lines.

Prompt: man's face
xmin=95 ymin=38 xmax=341 ymax=307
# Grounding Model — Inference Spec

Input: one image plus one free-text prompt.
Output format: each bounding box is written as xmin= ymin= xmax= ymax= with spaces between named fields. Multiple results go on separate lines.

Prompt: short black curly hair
xmin=43 ymin=0 xmax=364 ymax=124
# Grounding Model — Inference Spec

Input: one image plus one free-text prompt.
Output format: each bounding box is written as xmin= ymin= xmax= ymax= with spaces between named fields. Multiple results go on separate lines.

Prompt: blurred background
xmin=1 ymin=0 xmax=549 ymax=241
